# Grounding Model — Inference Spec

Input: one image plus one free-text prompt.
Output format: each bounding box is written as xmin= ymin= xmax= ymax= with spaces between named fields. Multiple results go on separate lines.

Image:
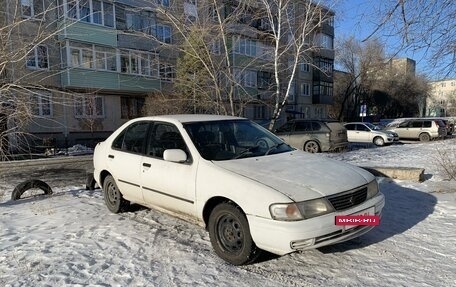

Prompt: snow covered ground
xmin=1 ymin=139 xmax=455 ymax=286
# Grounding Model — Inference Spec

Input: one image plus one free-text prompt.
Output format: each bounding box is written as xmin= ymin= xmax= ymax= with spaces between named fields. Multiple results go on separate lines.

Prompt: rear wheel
xmin=419 ymin=133 xmax=430 ymax=142
xmin=373 ymin=136 xmax=385 ymax=146
xmin=208 ymin=203 xmax=261 ymax=265
xmin=304 ymin=141 xmax=320 ymax=153
xmin=103 ymin=175 xmax=130 ymax=213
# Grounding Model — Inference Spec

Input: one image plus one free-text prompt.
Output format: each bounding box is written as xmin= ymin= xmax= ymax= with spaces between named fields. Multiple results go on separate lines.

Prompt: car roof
xmin=344 ymin=122 xmax=371 ymax=124
xmin=129 ymin=114 xmax=246 ymax=124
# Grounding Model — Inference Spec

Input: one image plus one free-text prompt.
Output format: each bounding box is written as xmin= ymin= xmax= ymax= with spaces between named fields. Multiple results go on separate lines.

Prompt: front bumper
xmin=248 ymin=192 xmax=385 ymax=255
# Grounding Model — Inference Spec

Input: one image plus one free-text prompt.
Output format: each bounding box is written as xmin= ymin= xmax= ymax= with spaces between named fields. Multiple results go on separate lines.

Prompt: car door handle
xmin=108 ymin=154 xmax=114 ymax=159
xmin=143 ymin=163 xmax=151 ymax=168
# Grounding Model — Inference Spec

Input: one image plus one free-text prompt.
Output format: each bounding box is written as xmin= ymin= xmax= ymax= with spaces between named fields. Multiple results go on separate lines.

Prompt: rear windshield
xmin=325 ymin=122 xmax=346 ymax=132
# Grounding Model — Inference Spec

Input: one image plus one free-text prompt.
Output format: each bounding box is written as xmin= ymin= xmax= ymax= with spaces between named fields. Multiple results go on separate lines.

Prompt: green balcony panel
xmin=119 ymin=74 xmax=161 ymax=92
xmin=58 ymin=20 xmax=117 ymax=47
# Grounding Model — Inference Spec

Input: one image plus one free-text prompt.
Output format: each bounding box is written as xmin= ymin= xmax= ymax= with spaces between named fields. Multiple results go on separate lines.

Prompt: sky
xmin=1 ymin=139 xmax=455 ymax=286
xmin=330 ymin=0 xmax=452 ymax=79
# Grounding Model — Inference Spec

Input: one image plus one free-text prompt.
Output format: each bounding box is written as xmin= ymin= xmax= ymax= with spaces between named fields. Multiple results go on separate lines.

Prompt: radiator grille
xmin=327 ymin=187 xmax=367 ymax=211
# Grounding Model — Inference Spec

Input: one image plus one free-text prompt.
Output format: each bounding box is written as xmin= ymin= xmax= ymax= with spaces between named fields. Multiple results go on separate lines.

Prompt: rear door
xmin=107 ymin=121 xmax=150 ymax=203
xmin=274 ymin=121 xmax=294 ymax=145
xmin=288 ymin=121 xmax=313 ymax=148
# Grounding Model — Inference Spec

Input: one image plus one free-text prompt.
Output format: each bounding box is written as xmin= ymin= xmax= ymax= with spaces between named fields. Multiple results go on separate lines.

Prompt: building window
xmin=156 ymin=24 xmax=172 ymax=43
xmin=254 ymin=105 xmax=267 ymax=120
xmin=160 ymin=63 xmax=175 ymax=81
xmin=21 ymin=0 xmax=45 ymax=18
xmin=234 ymin=37 xmax=256 ymax=57
xmin=300 ymin=63 xmax=310 ymax=72
xmin=69 ymin=42 xmax=93 ymax=69
xmin=126 ymin=10 xmax=155 ymax=35
xmin=300 ymin=83 xmax=310 ymax=96
xmin=315 ymin=33 xmax=333 ymax=49
xmin=257 ymin=71 xmax=273 ymax=90
xmin=234 ymin=69 xmax=257 ymax=88
xmin=74 ymin=95 xmax=104 ymax=118
xmin=32 ymin=92 xmax=52 ymax=117
xmin=121 ymin=97 xmax=145 ymax=119
xmin=95 ymin=47 xmax=117 ymax=71
xmin=325 ymin=16 xmax=334 ymax=27
xmin=317 ymin=58 xmax=334 ymax=75
xmin=313 ymin=81 xmax=333 ymax=97
xmin=63 ymin=0 xmax=115 ymax=27
xmin=26 ymin=45 xmax=49 ymax=70
xmin=121 ymin=50 xmax=158 ymax=77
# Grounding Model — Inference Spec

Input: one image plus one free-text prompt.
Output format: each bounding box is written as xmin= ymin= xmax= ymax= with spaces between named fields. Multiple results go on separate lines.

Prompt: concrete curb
xmin=361 ymin=166 xmax=425 ymax=182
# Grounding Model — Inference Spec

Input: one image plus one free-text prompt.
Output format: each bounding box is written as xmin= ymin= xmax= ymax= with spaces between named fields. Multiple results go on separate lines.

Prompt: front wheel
xmin=304 ymin=141 xmax=320 ymax=153
xmin=373 ymin=136 xmax=385 ymax=146
xmin=103 ymin=175 xmax=130 ymax=213
xmin=208 ymin=203 xmax=261 ymax=265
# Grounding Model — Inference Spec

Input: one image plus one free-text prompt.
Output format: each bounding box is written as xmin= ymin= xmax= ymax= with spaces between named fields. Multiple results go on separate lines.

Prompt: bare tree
xmin=362 ymin=0 xmax=455 ymax=77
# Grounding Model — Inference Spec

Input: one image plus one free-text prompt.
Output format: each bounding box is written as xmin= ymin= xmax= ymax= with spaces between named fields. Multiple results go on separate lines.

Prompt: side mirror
xmin=163 ymin=149 xmax=188 ymax=163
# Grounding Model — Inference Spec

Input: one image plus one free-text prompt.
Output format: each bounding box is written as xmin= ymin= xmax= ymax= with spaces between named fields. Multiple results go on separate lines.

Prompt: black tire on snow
xmin=11 ymin=179 xmax=53 ymax=200
xmin=208 ymin=202 xmax=262 ymax=265
xmin=102 ymin=175 xmax=130 ymax=213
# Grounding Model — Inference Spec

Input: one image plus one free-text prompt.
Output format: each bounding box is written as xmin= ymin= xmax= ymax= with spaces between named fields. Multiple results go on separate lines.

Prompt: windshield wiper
xmin=233 ymin=145 xmax=260 ymax=159
xmin=265 ymin=142 xmax=287 ymax=155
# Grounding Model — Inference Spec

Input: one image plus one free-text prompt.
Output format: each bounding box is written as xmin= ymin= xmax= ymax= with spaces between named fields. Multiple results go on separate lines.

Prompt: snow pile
xmin=1 ymin=139 xmax=455 ymax=286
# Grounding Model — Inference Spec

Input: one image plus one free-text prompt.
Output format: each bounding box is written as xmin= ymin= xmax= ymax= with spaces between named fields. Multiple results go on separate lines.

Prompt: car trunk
xmin=326 ymin=122 xmax=348 ymax=145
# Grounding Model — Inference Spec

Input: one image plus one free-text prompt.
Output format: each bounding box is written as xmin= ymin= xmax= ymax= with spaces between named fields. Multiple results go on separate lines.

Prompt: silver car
xmin=274 ymin=119 xmax=348 ymax=153
xmin=386 ymin=118 xmax=446 ymax=141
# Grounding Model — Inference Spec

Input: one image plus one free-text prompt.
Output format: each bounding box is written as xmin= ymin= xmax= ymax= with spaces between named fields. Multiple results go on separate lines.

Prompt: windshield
xmin=364 ymin=123 xmax=379 ymax=130
xmin=184 ymin=120 xmax=293 ymax=161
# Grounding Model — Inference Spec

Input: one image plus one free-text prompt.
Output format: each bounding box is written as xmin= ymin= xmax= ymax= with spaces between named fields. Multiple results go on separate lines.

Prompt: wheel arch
xmin=99 ymin=170 xmax=112 ymax=188
xmin=202 ymin=196 xmax=244 ymax=230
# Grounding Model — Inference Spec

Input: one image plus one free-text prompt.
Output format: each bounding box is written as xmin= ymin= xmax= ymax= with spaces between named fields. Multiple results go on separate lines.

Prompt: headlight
xmin=270 ymin=198 xmax=334 ymax=221
xmin=366 ymin=180 xmax=379 ymax=199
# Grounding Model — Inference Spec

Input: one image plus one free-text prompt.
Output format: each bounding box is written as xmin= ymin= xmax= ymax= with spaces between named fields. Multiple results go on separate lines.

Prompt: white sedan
xmin=344 ymin=122 xmax=396 ymax=146
xmin=93 ymin=115 xmax=385 ymax=265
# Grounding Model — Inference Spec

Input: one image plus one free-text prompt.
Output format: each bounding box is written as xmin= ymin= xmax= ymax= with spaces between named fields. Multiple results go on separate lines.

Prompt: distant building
xmin=427 ymin=79 xmax=456 ymax=117
xmin=0 ymin=0 xmax=335 ymax=151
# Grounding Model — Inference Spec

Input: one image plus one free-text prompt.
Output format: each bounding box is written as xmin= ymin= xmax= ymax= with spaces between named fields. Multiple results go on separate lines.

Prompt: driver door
xmin=140 ymin=122 xmax=197 ymax=217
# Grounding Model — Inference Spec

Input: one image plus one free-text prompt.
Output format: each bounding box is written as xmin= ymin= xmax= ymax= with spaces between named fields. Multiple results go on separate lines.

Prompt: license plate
xmin=342 ymin=206 xmax=376 ymax=230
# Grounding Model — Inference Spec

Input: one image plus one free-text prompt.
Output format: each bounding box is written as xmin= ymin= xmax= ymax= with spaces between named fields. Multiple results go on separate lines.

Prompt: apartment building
xmin=427 ymin=79 xmax=456 ymax=117
xmin=0 ymin=0 xmax=335 ymax=151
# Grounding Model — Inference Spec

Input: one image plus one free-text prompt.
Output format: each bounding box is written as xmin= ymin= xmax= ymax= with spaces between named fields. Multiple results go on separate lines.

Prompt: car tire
xmin=11 ymin=179 xmax=53 ymax=200
xmin=419 ymin=133 xmax=430 ymax=142
xmin=373 ymin=136 xmax=385 ymax=146
xmin=103 ymin=175 xmax=130 ymax=213
xmin=304 ymin=141 xmax=320 ymax=153
xmin=208 ymin=202 xmax=261 ymax=265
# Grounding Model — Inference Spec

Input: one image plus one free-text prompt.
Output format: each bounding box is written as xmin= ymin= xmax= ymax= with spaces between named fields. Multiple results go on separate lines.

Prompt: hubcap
xmin=106 ymin=182 xmax=118 ymax=205
xmin=306 ymin=142 xmax=318 ymax=153
xmin=217 ymin=214 xmax=243 ymax=252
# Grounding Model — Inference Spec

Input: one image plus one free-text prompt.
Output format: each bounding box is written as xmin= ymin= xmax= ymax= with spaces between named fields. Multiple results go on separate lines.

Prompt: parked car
xmin=93 ymin=115 xmax=385 ymax=265
xmin=385 ymin=118 xmax=447 ymax=141
xmin=344 ymin=122 xmax=396 ymax=146
xmin=274 ymin=119 xmax=348 ymax=153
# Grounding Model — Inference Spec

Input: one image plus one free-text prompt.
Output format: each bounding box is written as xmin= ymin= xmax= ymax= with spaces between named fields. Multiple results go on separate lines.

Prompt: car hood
xmin=213 ymin=151 xmax=374 ymax=202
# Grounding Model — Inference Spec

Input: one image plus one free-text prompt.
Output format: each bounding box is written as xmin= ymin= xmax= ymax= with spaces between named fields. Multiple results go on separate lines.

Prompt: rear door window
xmin=411 ymin=121 xmax=423 ymax=128
xmin=295 ymin=121 xmax=311 ymax=131
xmin=345 ymin=124 xmax=355 ymax=131
xmin=112 ymin=121 xmax=150 ymax=154
xmin=311 ymin=122 xmax=321 ymax=131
